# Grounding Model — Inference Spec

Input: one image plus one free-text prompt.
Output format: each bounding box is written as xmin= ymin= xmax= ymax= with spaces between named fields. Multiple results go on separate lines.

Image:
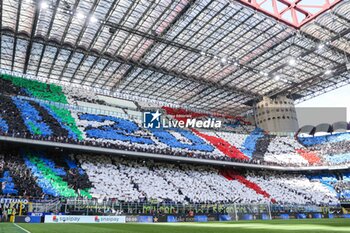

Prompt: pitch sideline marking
xmin=13 ymin=223 xmax=31 ymax=233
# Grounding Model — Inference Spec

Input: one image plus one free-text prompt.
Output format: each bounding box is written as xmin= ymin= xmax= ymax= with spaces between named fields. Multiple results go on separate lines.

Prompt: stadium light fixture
xmin=259 ymin=71 xmax=268 ymax=77
xmin=346 ymin=63 xmax=350 ymax=71
xmin=90 ymin=15 xmax=98 ymax=23
xmin=77 ymin=12 xmax=85 ymax=19
xmin=288 ymin=58 xmax=296 ymax=66
xmin=40 ymin=1 xmax=48 ymax=9
xmin=220 ymin=57 xmax=227 ymax=65
xmin=325 ymin=70 xmax=332 ymax=75
xmin=318 ymin=43 xmax=325 ymax=50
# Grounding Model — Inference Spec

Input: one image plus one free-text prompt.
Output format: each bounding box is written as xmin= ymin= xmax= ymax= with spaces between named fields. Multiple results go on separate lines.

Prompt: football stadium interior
xmin=1 ymin=0 xmax=350 ymax=232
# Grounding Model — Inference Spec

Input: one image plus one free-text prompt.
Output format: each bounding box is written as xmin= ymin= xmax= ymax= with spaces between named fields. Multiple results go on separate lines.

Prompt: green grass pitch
xmin=1 ymin=219 xmax=350 ymax=233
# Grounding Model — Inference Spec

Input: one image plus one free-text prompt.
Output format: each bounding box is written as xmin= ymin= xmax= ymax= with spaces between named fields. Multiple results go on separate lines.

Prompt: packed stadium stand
xmin=0 ymin=146 xmax=342 ymax=205
xmin=0 ymin=73 xmax=349 ymax=205
xmin=1 ymin=74 xmax=350 ymax=168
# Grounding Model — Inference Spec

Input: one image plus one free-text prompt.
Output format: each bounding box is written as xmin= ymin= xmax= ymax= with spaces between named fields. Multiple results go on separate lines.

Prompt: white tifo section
xmin=137 ymin=101 xmax=159 ymax=109
xmin=63 ymin=86 xmax=139 ymax=119
xmin=246 ymin=172 xmax=338 ymax=205
xmin=76 ymin=101 xmax=125 ymax=115
xmin=97 ymin=95 xmax=137 ymax=109
xmin=214 ymin=131 xmax=247 ymax=150
xmin=263 ymin=152 xmax=307 ymax=166
xmin=78 ymin=154 xmax=263 ymax=203
xmin=158 ymin=165 xmax=267 ymax=203
xmin=44 ymin=215 xmax=126 ymax=223
xmin=77 ymin=155 xmax=140 ymax=201
xmin=63 ymin=86 xmax=100 ymax=103
xmin=78 ymin=154 xmax=339 ymax=205
xmin=264 ymin=136 xmax=308 ymax=166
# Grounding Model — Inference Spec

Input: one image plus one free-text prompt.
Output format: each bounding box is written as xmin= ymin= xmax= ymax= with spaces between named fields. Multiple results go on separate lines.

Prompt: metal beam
xmin=87 ymin=0 xmax=121 ymax=86
xmin=65 ymin=0 xmax=100 ymax=83
xmin=36 ymin=0 xmax=62 ymax=76
xmin=23 ymin=1 xmax=40 ymax=74
xmin=87 ymin=0 xmax=139 ymax=89
xmin=182 ymin=24 xmax=293 ymax=101
xmin=98 ymin=0 xmax=139 ymax=56
xmin=295 ymin=73 xmax=350 ymax=103
xmin=11 ymin=0 xmax=23 ymax=72
xmin=87 ymin=0 xmax=120 ymax=52
xmin=127 ymin=0 xmax=194 ymax=59
xmin=235 ymin=0 xmax=342 ymax=29
xmin=46 ymin=47 xmax=61 ymax=81
xmin=1 ymin=29 xmax=260 ymax=99
xmin=109 ymin=4 xmax=155 ymax=59
xmin=301 ymin=26 xmax=350 ymax=57
xmin=111 ymin=2 xmax=160 ymax=92
xmin=198 ymin=16 xmax=267 ymax=80
xmin=141 ymin=3 xmax=238 ymax=95
xmin=241 ymin=42 xmax=341 ymax=94
xmin=126 ymin=70 xmax=158 ymax=93
xmin=145 ymin=2 xmax=238 ymax=97
xmin=295 ymin=74 xmax=349 ymax=102
xmin=334 ymin=11 xmax=350 ymax=25
xmin=267 ymin=27 xmax=350 ymax=98
xmin=79 ymin=56 xmax=100 ymax=84
xmin=57 ymin=50 xmax=75 ymax=81
xmin=243 ymin=27 xmax=350 ymax=97
xmin=99 ymin=62 xmax=124 ymax=88
xmin=50 ymin=0 xmax=81 ymax=80
xmin=90 ymin=59 xmax=111 ymax=87
xmin=75 ymin=0 xmax=100 ymax=46
xmin=112 ymin=0 xmax=198 ymax=90
xmin=142 ymin=1 xmax=227 ymax=96
xmin=270 ymin=62 xmax=348 ymax=98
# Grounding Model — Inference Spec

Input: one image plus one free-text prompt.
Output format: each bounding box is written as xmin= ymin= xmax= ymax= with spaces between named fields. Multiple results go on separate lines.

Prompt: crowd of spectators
xmin=264 ymin=137 xmax=308 ymax=166
xmin=1 ymin=74 xmax=350 ymax=168
xmin=0 ymin=147 xmax=93 ymax=199
xmin=247 ymin=172 xmax=338 ymax=205
xmin=0 ymin=148 xmax=43 ymax=198
xmin=304 ymin=140 xmax=350 ymax=165
xmin=2 ymin=95 xmax=350 ymax=167
xmin=0 ymin=99 xmax=270 ymax=167
xmin=0 ymin=146 xmax=347 ymax=205
xmin=309 ymin=140 xmax=350 ymax=156
xmin=77 ymin=154 xmax=339 ymax=205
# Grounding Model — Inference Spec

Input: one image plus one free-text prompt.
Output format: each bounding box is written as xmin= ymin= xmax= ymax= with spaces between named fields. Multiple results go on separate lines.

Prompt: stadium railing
xmin=25 ymin=198 xmax=345 ymax=221
xmin=2 ymin=196 xmax=347 ymax=222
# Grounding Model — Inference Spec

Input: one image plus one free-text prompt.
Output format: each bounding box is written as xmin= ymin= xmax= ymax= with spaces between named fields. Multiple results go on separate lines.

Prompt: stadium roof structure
xmin=0 ymin=0 xmax=350 ymax=115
